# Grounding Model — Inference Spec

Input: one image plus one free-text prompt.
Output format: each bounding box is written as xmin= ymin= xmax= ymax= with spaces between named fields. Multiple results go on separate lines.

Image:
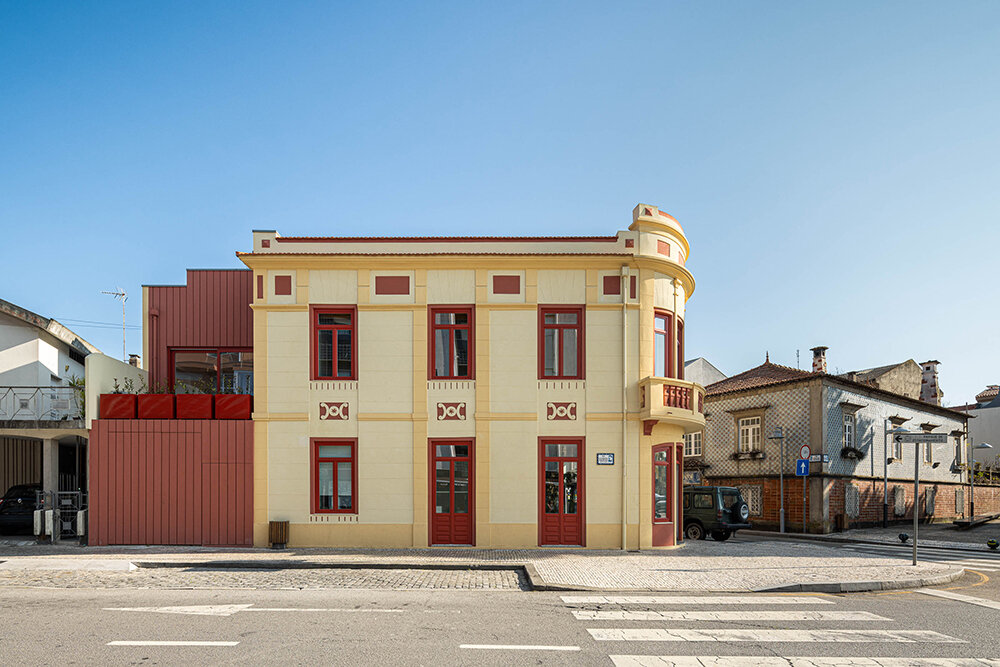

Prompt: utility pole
xmin=102 ymin=288 xmax=128 ymax=362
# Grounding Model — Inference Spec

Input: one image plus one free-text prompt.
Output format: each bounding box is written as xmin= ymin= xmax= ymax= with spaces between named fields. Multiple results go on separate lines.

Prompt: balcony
xmin=639 ymin=376 xmax=705 ymax=433
xmin=0 ymin=386 xmax=84 ymax=426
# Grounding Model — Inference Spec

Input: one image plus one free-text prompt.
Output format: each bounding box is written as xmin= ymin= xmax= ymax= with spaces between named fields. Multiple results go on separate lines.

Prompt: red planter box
xmin=215 ymin=394 xmax=252 ymax=420
xmin=176 ymin=394 xmax=213 ymax=419
xmin=137 ymin=394 xmax=175 ymax=419
xmin=99 ymin=394 xmax=136 ymax=419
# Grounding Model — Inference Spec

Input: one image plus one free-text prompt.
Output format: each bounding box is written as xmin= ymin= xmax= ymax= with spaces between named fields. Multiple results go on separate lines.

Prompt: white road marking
xmin=574 ymin=610 xmax=888 ymax=621
xmin=609 ymin=658 xmax=1000 ymax=666
xmin=919 ymin=589 xmax=1000 ymax=610
xmin=588 ymin=629 xmax=964 ymax=643
xmin=107 ymin=641 xmax=239 ymax=647
xmin=460 ymin=644 xmax=580 ymax=651
xmin=104 ymin=604 xmax=404 ymax=617
xmin=561 ymin=595 xmax=833 ymax=605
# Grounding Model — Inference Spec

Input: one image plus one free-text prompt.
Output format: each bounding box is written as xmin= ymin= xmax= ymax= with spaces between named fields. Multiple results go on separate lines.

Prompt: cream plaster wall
xmin=266 ymin=421 xmax=310 ymax=520
xmin=488 ymin=421 xmax=537 ymax=524
xmin=266 ymin=311 xmax=309 ymax=414
xmin=358 ymin=311 xmax=413 ymax=412
xmin=489 ymin=310 xmax=536 ymax=413
xmin=426 ymin=270 xmax=475 ymax=304
xmin=536 ymin=270 xmax=586 ymax=303
xmin=309 ymin=270 xmax=358 ymax=304
xmin=357 ymin=421 xmax=413 ymax=523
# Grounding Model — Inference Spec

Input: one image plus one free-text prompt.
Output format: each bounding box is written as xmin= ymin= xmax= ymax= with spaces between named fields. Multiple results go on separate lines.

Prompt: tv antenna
xmin=102 ymin=288 xmax=128 ymax=362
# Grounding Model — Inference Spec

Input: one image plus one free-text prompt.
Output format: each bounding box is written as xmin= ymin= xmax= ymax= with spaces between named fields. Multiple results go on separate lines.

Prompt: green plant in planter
xmin=67 ymin=375 xmax=86 ymax=419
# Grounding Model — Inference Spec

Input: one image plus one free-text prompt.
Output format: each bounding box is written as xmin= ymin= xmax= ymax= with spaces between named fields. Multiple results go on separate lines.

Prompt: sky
xmin=1 ymin=2 xmax=998 ymax=405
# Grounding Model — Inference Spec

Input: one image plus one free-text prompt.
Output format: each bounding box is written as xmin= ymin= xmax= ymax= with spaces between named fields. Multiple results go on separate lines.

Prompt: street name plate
xmin=596 ymin=453 xmax=614 ymax=465
xmin=896 ymin=433 xmax=948 ymax=444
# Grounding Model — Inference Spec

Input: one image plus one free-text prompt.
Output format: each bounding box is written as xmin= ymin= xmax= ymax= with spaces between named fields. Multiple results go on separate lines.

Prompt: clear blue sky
xmin=2 ymin=2 xmax=997 ymax=404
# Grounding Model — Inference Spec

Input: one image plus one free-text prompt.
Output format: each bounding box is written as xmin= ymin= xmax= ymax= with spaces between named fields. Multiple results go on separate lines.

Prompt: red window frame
xmin=538 ymin=306 xmax=585 ymax=380
xmin=310 ymin=438 xmax=358 ymax=514
xmin=654 ymin=310 xmax=674 ymax=378
xmin=652 ymin=443 xmax=673 ymax=523
xmin=676 ymin=318 xmax=684 ymax=380
xmin=169 ymin=347 xmax=253 ymax=393
xmin=428 ymin=306 xmax=475 ymax=380
xmin=311 ymin=305 xmax=358 ymax=380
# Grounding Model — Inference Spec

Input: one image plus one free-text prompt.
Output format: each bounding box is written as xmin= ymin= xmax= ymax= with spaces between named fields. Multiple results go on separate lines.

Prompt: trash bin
xmin=269 ymin=520 xmax=289 ymax=549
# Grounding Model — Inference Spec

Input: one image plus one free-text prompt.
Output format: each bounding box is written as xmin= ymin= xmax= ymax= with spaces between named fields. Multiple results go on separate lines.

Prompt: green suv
xmin=682 ymin=485 xmax=751 ymax=541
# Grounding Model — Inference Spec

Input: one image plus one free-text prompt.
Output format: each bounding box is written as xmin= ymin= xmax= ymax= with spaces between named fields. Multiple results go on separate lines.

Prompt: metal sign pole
xmin=913 ymin=443 xmax=920 ymax=566
xmin=779 ymin=438 xmax=785 ymax=533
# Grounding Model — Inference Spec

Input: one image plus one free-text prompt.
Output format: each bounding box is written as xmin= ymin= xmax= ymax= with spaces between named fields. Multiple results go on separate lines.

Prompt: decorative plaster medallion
xmin=319 ymin=401 xmax=349 ymax=420
xmin=437 ymin=402 xmax=466 ymax=421
xmin=546 ymin=402 xmax=577 ymax=421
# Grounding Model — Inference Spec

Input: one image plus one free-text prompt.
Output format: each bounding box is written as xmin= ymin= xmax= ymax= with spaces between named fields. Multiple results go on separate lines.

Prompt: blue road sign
xmin=795 ymin=459 xmax=810 ymax=476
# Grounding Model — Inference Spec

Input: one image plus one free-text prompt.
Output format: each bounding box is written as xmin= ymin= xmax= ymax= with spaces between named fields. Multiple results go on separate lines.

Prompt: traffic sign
xmin=895 ymin=433 xmax=948 ymax=444
xmin=795 ymin=459 xmax=810 ymax=476
xmin=799 ymin=445 xmax=811 ymax=460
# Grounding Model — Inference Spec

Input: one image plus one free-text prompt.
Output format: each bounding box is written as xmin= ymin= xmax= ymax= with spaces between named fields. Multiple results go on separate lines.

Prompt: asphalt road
xmin=3 ymin=585 xmax=1000 ymax=665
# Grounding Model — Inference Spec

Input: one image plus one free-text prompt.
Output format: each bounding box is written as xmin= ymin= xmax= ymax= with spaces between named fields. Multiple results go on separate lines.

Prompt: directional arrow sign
xmin=896 ymin=433 xmax=948 ymax=444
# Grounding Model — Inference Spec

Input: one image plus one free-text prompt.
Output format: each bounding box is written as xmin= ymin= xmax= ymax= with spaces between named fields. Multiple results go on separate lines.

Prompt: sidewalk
xmin=0 ymin=537 xmax=962 ymax=593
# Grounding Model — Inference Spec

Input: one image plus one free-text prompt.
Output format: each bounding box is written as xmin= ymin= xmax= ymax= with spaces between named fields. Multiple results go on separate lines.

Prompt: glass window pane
xmin=318 ymin=462 xmax=334 ymax=511
xmin=654 ymin=466 xmax=668 ymax=519
xmin=434 ymin=329 xmax=449 ymax=377
xmin=436 ymin=444 xmax=468 ymax=458
xmin=435 ymin=313 xmax=452 ymax=325
xmin=694 ymin=493 xmax=713 ymax=509
xmin=317 ymin=330 xmax=333 ymax=378
xmin=563 ymin=461 xmax=578 ymax=514
xmin=453 ymin=461 xmax=469 ymax=514
xmin=545 ymin=444 xmax=577 ymax=458
xmin=544 ymin=313 xmax=557 ymax=324
xmin=337 ymin=462 xmax=352 ymax=510
xmin=174 ymin=351 xmax=218 ymax=394
xmin=654 ymin=450 xmax=668 ymax=462
xmin=453 ymin=313 xmax=468 ymax=325
xmin=545 ymin=462 xmax=559 ymax=513
xmin=562 ymin=329 xmax=577 ymax=376
xmin=654 ymin=331 xmax=666 ymax=377
xmin=220 ymin=351 xmax=253 ymax=394
xmin=556 ymin=313 xmax=577 ymax=324
xmin=454 ymin=329 xmax=468 ymax=377
xmin=318 ymin=313 xmax=351 ymax=326
xmin=655 ymin=315 xmax=667 ymax=331
xmin=336 ymin=329 xmax=352 ymax=377
xmin=543 ymin=328 xmax=558 ymax=376
xmin=318 ymin=445 xmax=351 ymax=458
xmin=435 ymin=461 xmax=451 ymax=513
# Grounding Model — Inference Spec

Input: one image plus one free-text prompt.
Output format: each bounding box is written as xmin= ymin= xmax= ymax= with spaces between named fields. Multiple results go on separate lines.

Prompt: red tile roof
xmin=705 ymin=360 xmax=814 ymax=395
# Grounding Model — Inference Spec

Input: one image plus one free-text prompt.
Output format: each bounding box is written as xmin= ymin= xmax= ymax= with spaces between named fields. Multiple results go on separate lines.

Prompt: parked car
xmin=682 ymin=485 xmax=751 ymax=541
xmin=0 ymin=484 xmax=40 ymax=535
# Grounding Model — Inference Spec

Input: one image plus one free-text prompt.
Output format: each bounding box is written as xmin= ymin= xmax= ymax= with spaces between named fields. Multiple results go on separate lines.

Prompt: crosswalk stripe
xmin=608 ymin=657 xmax=1000 ymax=666
xmin=845 ymin=545 xmax=1000 ymax=563
xmin=588 ymin=629 xmax=964 ymax=643
xmin=919 ymin=589 xmax=1000 ymax=610
xmin=561 ymin=595 xmax=833 ymax=605
xmin=843 ymin=548 xmax=1000 ymax=569
xmin=574 ymin=610 xmax=888 ymax=621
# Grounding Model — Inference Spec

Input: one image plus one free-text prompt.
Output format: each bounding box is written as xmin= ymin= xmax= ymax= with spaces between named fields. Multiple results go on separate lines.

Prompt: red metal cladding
xmin=137 ymin=394 xmax=175 ymax=419
xmin=146 ymin=270 xmax=253 ymax=389
xmin=89 ymin=419 xmax=253 ymax=546
xmin=99 ymin=394 xmax=136 ymax=419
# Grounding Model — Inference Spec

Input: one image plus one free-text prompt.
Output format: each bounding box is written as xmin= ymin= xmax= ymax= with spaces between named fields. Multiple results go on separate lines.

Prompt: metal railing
xmin=0 ymin=386 xmax=83 ymax=422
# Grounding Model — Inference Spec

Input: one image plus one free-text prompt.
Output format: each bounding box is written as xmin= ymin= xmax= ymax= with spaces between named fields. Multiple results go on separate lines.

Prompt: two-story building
xmin=237 ymin=203 xmax=704 ymax=549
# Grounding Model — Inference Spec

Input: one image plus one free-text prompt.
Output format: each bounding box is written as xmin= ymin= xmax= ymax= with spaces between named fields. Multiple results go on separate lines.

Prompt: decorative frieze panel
xmin=546 ymin=402 xmax=577 ymax=421
xmin=437 ymin=402 xmax=466 ymax=421
xmin=319 ymin=401 xmax=350 ymax=421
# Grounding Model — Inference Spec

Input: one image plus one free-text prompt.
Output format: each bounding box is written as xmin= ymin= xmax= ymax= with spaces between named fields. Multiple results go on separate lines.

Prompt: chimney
xmin=810 ymin=346 xmax=828 ymax=374
xmin=128 ymin=354 xmax=141 ymax=369
xmin=920 ymin=360 xmax=941 ymax=406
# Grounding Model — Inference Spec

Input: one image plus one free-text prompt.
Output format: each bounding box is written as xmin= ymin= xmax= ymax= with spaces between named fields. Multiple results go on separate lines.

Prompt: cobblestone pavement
xmin=0 ymin=566 xmax=527 ymax=590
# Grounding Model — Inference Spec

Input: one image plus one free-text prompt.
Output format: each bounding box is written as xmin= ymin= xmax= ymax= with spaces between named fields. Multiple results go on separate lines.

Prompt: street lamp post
xmin=970 ymin=441 xmax=993 ymax=519
xmin=769 ymin=427 xmax=785 ymax=533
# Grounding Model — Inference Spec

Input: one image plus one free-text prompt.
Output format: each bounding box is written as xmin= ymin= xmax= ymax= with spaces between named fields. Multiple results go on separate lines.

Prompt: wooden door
xmin=539 ymin=439 xmax=584 ymax=546
xmin=430 ymin=440 xmax=474 ymax=546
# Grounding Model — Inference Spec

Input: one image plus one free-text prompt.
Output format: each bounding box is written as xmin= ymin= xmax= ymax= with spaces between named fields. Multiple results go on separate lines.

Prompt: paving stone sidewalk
xmin=0 ymin=538 xmax=961 ymax=592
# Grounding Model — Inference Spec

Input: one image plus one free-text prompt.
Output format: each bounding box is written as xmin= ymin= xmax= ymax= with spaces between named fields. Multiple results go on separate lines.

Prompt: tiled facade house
xmin=691 ymin=349 xmax=969 ymax=534
xmin=238 ymin=204 xmax=705 ymax=549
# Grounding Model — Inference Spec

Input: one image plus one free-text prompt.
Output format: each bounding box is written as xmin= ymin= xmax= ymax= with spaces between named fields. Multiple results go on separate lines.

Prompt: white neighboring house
xmin=684 ymin=357 xmax=726 ymax=388
xmin=954 ymin=385 xmax=1000 ymax=465
xmin=0 ymin=298 xmax=101 ymax=504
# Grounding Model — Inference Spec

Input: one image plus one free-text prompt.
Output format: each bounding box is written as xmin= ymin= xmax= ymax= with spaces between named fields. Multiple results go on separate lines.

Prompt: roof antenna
xmin=796 ymin=349 xmax=800 ymax=369
xmin=101 ymin=288 xmax=128 ymax=362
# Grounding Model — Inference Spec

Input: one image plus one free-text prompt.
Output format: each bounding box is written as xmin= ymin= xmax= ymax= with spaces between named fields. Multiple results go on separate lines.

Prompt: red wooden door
xmin=430 ymin=440 xmax=474 ymax=545
xmin=539 ymin=439 xmax=584 ymax=546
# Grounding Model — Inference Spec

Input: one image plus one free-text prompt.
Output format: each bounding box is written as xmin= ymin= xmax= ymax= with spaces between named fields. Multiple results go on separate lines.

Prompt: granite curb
xmin=756 ymin=566 xmax=965 ymax=593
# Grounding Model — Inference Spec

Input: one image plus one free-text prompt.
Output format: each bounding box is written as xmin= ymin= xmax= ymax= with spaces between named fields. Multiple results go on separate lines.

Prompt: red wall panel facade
xmin=89 ymin=419 xmax=253 ymax=546
xmin=145 ymin=269 xmax=253 ymax=388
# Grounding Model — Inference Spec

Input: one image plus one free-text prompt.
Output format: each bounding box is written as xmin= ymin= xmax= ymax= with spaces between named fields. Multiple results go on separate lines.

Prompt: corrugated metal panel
xmin=89 ymin=419 xmax=253 ymax=546
xmin=0 ymin=437 xmax=42 ymax=492
xmin=146 ymin=270 xmax=253 ymax=388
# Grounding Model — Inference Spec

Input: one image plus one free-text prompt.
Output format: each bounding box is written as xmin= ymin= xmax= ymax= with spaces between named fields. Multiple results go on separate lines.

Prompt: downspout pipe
xmin=621 ymin=264 xmax=630 ymax=551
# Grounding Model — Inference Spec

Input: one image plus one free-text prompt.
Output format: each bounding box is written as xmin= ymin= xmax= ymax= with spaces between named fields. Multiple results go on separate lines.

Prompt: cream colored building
xmin=238 ymin=204 xmax=705 ymax=549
